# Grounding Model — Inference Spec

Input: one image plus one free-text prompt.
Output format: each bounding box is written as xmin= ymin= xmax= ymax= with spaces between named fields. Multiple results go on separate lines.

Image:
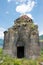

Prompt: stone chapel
xmin=3 ymin=15 xmax=40 ymax=59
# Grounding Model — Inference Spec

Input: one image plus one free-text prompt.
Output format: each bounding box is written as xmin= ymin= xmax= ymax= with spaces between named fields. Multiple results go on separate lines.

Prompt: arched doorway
xmin=17 ymin=46 xmax=24 ymax=58
xmin=16 ymin=34 xmax=25 ymax=58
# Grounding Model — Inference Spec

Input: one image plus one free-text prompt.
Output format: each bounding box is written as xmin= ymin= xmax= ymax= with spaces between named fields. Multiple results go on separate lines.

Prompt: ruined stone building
xmin=3 ymin=15 xmax=40 ymax=59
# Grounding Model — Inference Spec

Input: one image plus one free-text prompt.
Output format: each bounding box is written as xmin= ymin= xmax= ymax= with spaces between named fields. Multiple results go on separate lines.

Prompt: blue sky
xmin=0 ymin=0 xmax=43 ymax=39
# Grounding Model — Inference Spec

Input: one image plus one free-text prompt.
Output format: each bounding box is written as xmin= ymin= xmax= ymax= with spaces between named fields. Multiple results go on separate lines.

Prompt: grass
xmin=0 ymin=48 xmax=3 ymax=53
xmin=0 ymin=48 xmax=43 ymax=65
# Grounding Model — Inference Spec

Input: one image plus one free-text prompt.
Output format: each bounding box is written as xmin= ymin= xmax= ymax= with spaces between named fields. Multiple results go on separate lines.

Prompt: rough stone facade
xmin=3 ymin=15 xmax=40 ymax=59
xmin=40 ymin=41 xmax=43 ymax=49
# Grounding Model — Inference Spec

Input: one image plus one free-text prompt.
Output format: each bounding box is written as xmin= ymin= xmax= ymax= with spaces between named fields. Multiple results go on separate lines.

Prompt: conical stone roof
xmin=14 ymin=15 xmax=33 ymax=25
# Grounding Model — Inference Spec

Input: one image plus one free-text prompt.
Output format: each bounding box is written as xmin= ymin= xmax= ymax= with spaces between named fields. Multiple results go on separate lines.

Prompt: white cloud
xmin=7 ymin=0 xmax=36 ymax=19
xmin=0 ymin=27 xmax=5 ymax=39
xmin=7 ymin=0 xmax=36 ymax=14
xmin=16 ymin=4 xmax=27 ymax=14
xmin=16 ymin=0 xmax=35 ymax=14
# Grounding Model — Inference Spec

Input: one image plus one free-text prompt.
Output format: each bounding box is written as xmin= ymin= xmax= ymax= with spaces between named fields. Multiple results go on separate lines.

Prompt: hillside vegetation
xmin=39 ymin=35 xmax=43 ymax=41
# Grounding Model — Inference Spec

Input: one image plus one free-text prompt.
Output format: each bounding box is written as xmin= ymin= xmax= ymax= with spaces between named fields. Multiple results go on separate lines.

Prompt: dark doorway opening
xmin=17 ymin=46 xmax=24 ymax=58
